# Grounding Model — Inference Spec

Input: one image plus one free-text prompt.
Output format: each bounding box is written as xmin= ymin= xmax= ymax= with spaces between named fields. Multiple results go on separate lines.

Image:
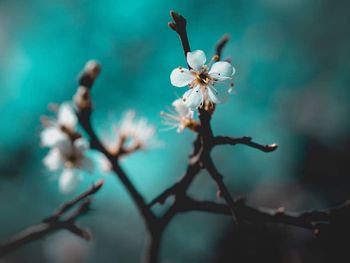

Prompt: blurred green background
xmin=1 ymin=0 xmax=350 ymax=262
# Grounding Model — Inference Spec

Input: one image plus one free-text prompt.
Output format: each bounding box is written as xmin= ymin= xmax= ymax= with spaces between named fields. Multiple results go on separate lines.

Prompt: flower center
xmin=194 ymin=67 xmax=212 ymax=86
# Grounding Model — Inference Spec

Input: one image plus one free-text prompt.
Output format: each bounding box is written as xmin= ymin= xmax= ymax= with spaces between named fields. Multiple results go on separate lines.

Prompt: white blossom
xmin=170 ymin=50 xmax=235 ymax=109
xmin=41 ymin=103 xmax=93 ymax=193
xmin=59 ymin=168 xmax=82 ymax=194
xmin=161 ymin=98 xmax=194 ymax=132
xmin=40 ymin=103 xmax=77 ymax=148
xmin=118 ymin=110 xmax=161 ymax=149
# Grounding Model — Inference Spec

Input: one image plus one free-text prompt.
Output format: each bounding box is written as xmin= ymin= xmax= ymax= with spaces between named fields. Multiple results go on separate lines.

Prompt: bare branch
xmin=215 ymin=34 xmax=230 ymax=61
xmin=0 ymin=181 xmax=103 ymax=257
xmin=214 ymin=136 xmax=278 ymax=153
xmin=168 ymin=10 xmax=191 ymax=67
xmin=75 ymin=61 xmax=156 ymax=231
xmin=177 ymin=197 xmax=341 ymax=234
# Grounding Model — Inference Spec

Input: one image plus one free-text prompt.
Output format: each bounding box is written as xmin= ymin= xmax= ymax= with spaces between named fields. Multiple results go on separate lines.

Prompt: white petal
xmin=208 ymin=81 xmax=232 ymax=104
xmin=59 ymin=169 xmax=81 ymax=194
xmin=43 ymin=149 xmax=63 ymax=171
xmin=186 ymin=50 xmax=206 ymax=70
xmin=40 ymin=127 xmax=67 ymax=147
xmin=170 ymin=67 xmax=195 ymax=87
xmin=98 ymin=155 xmax=112 ymax=172
xmin=74 ymin=138 xmax=90 ymax=152
xmin=56 ymin=138 xmax=73 ymax=157
xmin=172 ymin=98 xmax=191 ymax=117
xmin=209 ymin=61 xmax=235 ymax=80
xmin=58 ymin=103 xmax=77 ymax=130
xmin=182 ymin=86 xmax=203 ymax=109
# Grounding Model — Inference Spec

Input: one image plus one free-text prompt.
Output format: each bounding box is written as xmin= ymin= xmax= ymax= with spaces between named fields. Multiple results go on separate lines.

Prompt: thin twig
xmin=215 ymin=34 xmax=230 ymax=61
xmin=214 ymin=136 xmax=278 ymax=153
xmin=0 ymin=181 xmax=104 ymax=257
xmin=168 ymin=10 xmax=191 ymax=67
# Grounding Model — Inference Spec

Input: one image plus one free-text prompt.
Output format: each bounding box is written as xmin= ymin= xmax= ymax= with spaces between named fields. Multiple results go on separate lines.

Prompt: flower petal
xmin=40 ymin=127 xmax=67 ymax=147
xmin=58 ymin=103 xmax=77 ymax=130
xmin=182 ymin=86 xmax=203 ymax=109
xmin=187 ymin=50 xmax=206 ymax=70
xmin=43 ymin=149 xmax=63 ymax=171
xmin=208 ymin=80 xmax=232 ymax=104
xmin=74 ymin=138 xmax=90 ymax=153
xmin=170 ymin=67 xmax=195 ymax=87
xmin=59 ymin=169 xmax=81 ymax=194
xmin=172 ymin=98 xmax=191 ymax=117
xmin=209 ymin=61 xmax=235 ymax=80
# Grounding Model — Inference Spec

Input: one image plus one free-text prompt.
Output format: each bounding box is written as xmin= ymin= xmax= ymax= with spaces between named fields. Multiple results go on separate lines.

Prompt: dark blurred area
xmin=1 ymin=0 xmax=350 ymax=262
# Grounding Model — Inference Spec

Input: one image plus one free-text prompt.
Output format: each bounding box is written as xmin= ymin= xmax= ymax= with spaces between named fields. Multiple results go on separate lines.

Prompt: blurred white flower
xmin=59 ymin=169 xmax=82 ymax=194
xmin=118 ymin=110 xmax=161 ymax=150
xmin=170 ymin=50 xmax=235 ymax=109
xmin=161 ymin=98 xmax=194 ymax=132
xmin=43 ymin=231 xmax=91 ymax=263
xmin=43 ymin=137 xmax=93 ymax=193
xmin=41 ymin=102 xmax=94 ymax=193
xmin=41 ymin=103 xmax=77 ymax=148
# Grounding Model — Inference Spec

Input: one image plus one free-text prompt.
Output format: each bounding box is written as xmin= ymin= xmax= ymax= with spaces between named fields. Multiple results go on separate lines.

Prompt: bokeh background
xmin=1 ymin=0 xmax=350 ymax=262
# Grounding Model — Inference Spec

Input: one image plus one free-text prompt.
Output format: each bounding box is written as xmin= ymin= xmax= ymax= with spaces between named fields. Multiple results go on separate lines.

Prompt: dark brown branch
xmin=204 ymin=157 xmax=241 ymax=223
xmin=214 ymin=136 xmax=278 ymax=153
xmin=215 ymin=34 xmax=230 ymax=61
xmin=148 ymin=162 xmax=201 ymax=208
xmin=75 ymin=61 xmax=156 ymax=234
xmin=0 ymin=181 xmax=103 ymax=257
xmin=177 ymin=197 xmax=339 ymax=233
xmin=168 ymin=10 xmax=191 ymax=68
xmin=47 ymin=180 xmax=104 ymax=222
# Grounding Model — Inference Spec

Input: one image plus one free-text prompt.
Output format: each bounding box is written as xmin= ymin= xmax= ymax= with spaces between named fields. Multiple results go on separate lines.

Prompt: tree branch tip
xmin=268 ymin=143 xmax=278 ymax=151
xmin=169 ymin=10 xmax=186 ymax=26
xmin=168 ymin=22 xmax=176 ymax=31
xmin=94 ymin=179 xmax=105 ymax=190
xmin=84 ymin=60 xmax=101 ymax=79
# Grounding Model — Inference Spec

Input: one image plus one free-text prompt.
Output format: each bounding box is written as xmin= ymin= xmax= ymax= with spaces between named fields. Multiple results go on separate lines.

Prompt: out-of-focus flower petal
xmin=74 ymin=138 xmax=90 ymax=153
xmin=172 ymin=98 xmax=192 ymax=117
xmin=59 ymin=169 xmax=81 ymax=194
xmin=43 ymin=149 xmax=63 ymax=171
xmin=58 ymin=103 xmax=77 ymax=130
xmin=41 ymin=127 xmax=67 ymax=147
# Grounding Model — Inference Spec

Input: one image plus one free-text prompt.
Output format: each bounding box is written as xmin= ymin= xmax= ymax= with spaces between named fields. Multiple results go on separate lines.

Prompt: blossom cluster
xmin=40 ymin=50 xmax=235 ymax=193
xmin=41 ymin=104 xmax=159 ymax=193
xmin=163 ymin=49 xmax=235 ymax=131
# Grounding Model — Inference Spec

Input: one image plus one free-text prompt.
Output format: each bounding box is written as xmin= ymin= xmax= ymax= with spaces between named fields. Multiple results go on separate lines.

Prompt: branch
xmin=148 ymin=161 xmax=201 ymax=207
xmin=215 ymin=34 xmax=230 ymax=61
xmin=214 ymin=136 xmax=278 ymax=153
xmin=177 ymin=197 xmax=343 ymax=235
xmin=168 ymin=10 xmax=191 ymax=67
xmin=0 ymin=181 xmax=104 ymax=257
xmin=204 ymin=156 xmax=241 ymax=223
xmin=75 ymin=61 xmax=156 ymax=230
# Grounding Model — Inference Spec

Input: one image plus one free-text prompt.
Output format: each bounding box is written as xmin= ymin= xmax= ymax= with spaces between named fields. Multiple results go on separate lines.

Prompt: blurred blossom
xmin=118 ymin=110 xmax=161 ymax=150
xmin=161 ymin=98 xmax=194 ymax=133
xmin=170 ymin=50 xmax=235 ymax=109
xmin=41 ymin=103 xmax=94 ymax=193
xmin=40 ymin=103 xmax=77 ymax=148
xmin=43 ymin=231 xmax=91 ymax=263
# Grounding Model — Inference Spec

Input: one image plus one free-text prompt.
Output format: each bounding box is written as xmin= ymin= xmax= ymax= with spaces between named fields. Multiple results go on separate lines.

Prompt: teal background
xmin=0 ymin=0 xmax=349 ymax=262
